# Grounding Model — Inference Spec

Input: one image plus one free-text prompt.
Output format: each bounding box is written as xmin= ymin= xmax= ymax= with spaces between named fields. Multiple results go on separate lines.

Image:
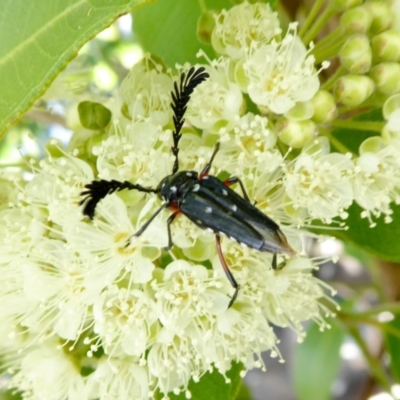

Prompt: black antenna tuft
xmin=80 ymin=180 xmax=158 ymax=219
xmin=171 ymin=66 xmax=209 ymax=174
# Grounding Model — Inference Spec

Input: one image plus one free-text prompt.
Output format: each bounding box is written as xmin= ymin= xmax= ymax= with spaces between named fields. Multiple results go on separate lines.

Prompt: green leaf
xmin=156 ymin=362 xmax=243 ymax=400
xmin=133 ymin=0 xmax=232 ymax=68
xmin=0 ymin=0 xmax=151 ymax=137
xmin=385 ymin=315 xmax=400 ymax=383
xmin=320 ymin=203 xmax=400 ymax=263
xmin=331 ymin=108 xmax=383 ymax=154
xmin=293 ymin=320 xmax=345 ymax=400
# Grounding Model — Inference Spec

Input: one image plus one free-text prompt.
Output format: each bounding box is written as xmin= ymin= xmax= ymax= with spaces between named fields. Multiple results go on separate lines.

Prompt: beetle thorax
xmin=157 ymin=170 xmax=199 ymax=203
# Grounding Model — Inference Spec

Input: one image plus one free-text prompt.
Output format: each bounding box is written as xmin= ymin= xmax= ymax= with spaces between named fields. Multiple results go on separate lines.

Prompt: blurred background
xmin=2 ymin=2 xmax=400 ymax=400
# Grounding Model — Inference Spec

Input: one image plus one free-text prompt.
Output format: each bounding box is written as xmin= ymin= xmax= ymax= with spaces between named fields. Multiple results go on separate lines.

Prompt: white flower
xmin=215 ymin=113 xmax=278 ymax=173
xmin=186 ymin=59 xmax=243 ymax=130
xmin=87 ymin=356 xmax=149 ymax=400
xmin=92 ymin=285 xmax=158 ymax=357
xmin=93 ymin=121 xmax=171 ymax=186
xmin=211 ymin=1 xmax=281 ymax=60
xmin=64 ymin=194 xmax=163 ymax=287
xmin=352 ymin=138 xmax=400 ymax=225
xmin=283 ymin=137 xmax=354 ymax=223
xmin=119 ymin=56 xmax=173 ymax=126
xmin=239 ymin=23 xmax=326 ymax=114
xmin=9 ymin=342 xmax=87 ymax=400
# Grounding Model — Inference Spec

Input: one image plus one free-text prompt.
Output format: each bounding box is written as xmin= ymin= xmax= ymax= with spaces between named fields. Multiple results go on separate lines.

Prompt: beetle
xmin=80 ymin=66 xmax=295 ymax=307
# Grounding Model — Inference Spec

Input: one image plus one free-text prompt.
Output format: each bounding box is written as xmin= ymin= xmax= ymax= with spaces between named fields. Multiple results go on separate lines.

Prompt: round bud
xmin=78 ymin=101 xmax=112 ymax=130
xmin=372 ymin=30 xmax=400 ymax=62
xmin=339 ymin=34 xmax=372 ymax=73
xmin=333 ymin=75 xmax=375 ymax=107
xmin=370 ymin=62 xmax=400 ymax=95
xmin=383 ymin=94 xmax=400 ymax=120
xmin=284 ymin=101 xmax=314 ymax=121
xmin=197 ymin=10 xmax=216 ymax=45
xmin=364 ymin=2 xmax=393 ymax=34
xmin=359 ymin=136 xmax=386 ymax=155
xmin=311 ymin=90 xmax=337 ymax=123
xmin=276 ymin=118 xmax=317 ymax=148
xmin=340 ymin=6 xmax=372 ymax=34
xmin=330 ymin=0 xmax=362 ymax=12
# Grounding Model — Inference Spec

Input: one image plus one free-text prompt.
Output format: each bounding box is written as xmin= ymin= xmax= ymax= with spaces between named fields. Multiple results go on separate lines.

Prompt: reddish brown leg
xmin=165 ymin=210 xmax=181 ymax=250
xmin=216 ymin=235 xmax=240 ymax=307
xmin=222 ymin=176 xmax=251 ymax=202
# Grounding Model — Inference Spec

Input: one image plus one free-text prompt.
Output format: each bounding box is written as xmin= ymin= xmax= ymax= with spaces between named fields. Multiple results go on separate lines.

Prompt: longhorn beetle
xmin=80 ymin=66 xmax=295 ymax=307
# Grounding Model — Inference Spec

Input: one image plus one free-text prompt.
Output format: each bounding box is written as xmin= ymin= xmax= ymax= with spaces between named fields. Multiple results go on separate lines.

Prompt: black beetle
xmin=80 ymin=66 xmax=295 ymax=306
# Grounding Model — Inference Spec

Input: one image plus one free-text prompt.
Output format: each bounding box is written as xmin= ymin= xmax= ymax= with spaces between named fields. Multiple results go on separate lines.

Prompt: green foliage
xmin=385 ymin=315 xmax=400 ymax=383
xmin=293 ymin=320 xmax=345 ymax=400
xmin=156 ymin=363 xmax=243 ymax=400
xmin=78 ymin=101 xmax=112 ymax=130
xmin=335 ymin=203 xmax=400 ymax=262
xmin=133 ymin=0 xmax=232 ymax=67
xmin=0 ymin=0 xmax=150 ymax=137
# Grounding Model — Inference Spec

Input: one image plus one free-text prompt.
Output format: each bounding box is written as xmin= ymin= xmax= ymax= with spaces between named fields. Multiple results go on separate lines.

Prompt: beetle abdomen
xmin=179 ymin=176 xmax=295 ymax=255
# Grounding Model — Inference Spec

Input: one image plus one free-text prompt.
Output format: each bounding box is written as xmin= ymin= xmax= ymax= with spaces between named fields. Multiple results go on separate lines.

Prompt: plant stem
xmin=348 ymin=302 xmax=400 ymax=317
xmin=347 ymin=326 xmax=392 ymax=393
xmin=198 ymin=0 xmax=207 ymax=13
xmin=321 ymin=65 xmax=346 ymax=91
xmin=302 ymin=5 xmax=336 ymax=46
xmin=313 ymin=37 xmax=346 ymax=64
xmin=298 ymin=0 xmax=326 ymax=39
xmin=330 ymin=119 xmax=384 ymax=132
xmin=319 ymin=127 xmax=352 ymax=155
xmin=312 ymin=26 xmax=343 ymax=52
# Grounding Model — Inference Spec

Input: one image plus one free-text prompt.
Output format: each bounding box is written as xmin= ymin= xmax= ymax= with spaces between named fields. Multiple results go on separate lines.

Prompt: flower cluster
xmin=2 ymin=0 xmax=400 ymax=399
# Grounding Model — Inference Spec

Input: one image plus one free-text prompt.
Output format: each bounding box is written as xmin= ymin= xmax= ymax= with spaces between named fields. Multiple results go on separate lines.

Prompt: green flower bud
xmin=372 ymin=30 xmax=400 ymax=62
xmin=340 ymin=6 xmax=372 ymax=33
xmin=276 ymin=118 xmax=317 ymax=148
xmin=370 ymin=62 xmax=400 ymax=95
xmin=78 ymin=101 xmax=112 ymax=130
xmin=339 ymin=34 xmax=372 ymax=73
xmin=330 ymin=0 xmax=362 ymax=12
xmin=383 ymin=94 xmax=400 ymax=120
xmin=364 ymin=2 xmax=393 ymax=34
xmin=311 ymin=90 xmax=337 ymax=123
xmin=333 ymin=74 xmax=375 ymax=107
xmin=284 ymin=101 xmax=314 ymax=121
xmin=359 ymin=136 xmax=386 ymax=154
xmin=197 ymin=10 xmax=216 ymax=45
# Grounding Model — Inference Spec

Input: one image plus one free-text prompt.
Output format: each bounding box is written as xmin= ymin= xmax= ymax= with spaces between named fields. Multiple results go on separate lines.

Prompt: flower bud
xmin=197 ymin=10 xmax=216 ymax=45
xmin=364 ymin=2 xmax=393 ymax=34
xmin=333 ymin=75 xmax=375 ymax=107
xmin=340 ymin=6 xmax=372 ymax=34
xmin=339 ymin=34 xmax=372 ymax=73
xmin=330 ymin=0 xmax=362 ymax=12
xmin=78 ymin=101 xmax=112 ymax=130
xmin=372 ymin=30 xmax=400 ymax=62
xmin=359 ymin=136 xmax=386 ymax=154
xmin=311 ymin=90 xmax=337 ymax=123
xmin=284 ymin=101 xmax=314 ymax=121
xmin=383 ymin=94 xmax=400 ymax=120
xmin=276 ymin=118 xmax=317 ymax=148
xmin=370 ymin=62 xmax=400 ymax=95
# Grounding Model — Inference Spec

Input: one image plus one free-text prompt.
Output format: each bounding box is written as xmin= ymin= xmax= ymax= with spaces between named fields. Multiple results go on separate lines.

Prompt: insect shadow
xmin=80 ymin=66 xmax=295 ymax=307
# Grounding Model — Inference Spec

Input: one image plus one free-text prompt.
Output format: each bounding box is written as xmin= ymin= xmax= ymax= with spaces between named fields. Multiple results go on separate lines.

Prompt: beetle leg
xmin=199 ymin=142 xmax=220 ymax=179
xmin=272 ymin=253 xmax=277 ymax=270
xmin=216 ymin=235 xmax=240 ymax=308
xmin=165 ymin=211 xmax=180 ymax=250
xmin=223 ymin=176 xmax=251 ymax=203
xmin=126 ymin=203 xmax=170 ymax=247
